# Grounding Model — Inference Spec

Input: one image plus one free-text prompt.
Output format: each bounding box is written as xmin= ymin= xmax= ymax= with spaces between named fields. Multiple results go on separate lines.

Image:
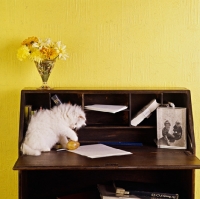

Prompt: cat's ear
xmin=79 ymin=115 xmax=86 ymax=120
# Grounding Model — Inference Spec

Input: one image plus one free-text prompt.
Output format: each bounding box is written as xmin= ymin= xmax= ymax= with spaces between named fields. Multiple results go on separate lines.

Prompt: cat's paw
xmin=34 ymin=151 xmax=41 ymax=156
xmin=71 ymin=136 xmax=78 ymax=142
xmin=67 ymin=132 xmax=78 ymax=142
xmin=42 ymin=147 xmax=51 ymax=152
xmin=21 ymin=143 xmax=41 ymax=156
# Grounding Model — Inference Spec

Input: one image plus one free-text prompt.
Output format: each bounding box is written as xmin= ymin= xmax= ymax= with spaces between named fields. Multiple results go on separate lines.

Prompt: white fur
xmin=21 ymin=103 xmax=86 ymax=156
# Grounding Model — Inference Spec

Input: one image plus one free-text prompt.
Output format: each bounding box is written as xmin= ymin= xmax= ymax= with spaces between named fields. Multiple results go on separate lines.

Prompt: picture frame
xmin=156 ymin=107 xmax=187 ymax=149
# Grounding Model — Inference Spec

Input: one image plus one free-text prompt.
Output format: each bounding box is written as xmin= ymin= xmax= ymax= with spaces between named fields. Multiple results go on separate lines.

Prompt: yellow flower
xmin=29 ymin=50 xmax=44 ymax=62
xmin=40 ymin=47 xmax=58 ymax=60
xmin=22 ymin=37 xmax=39 ymax=47
xmin=17 ymin=45 xmax=30 ymax=61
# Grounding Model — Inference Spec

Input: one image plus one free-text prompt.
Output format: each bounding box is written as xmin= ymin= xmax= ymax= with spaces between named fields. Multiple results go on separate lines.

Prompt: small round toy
xmin=66 ymin=140 xmax=80 ymax=150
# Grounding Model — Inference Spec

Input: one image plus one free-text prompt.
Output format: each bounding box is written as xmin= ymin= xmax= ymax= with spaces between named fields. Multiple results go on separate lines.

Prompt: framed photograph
xmin=156 ymin=107 xmax=186 ymax=149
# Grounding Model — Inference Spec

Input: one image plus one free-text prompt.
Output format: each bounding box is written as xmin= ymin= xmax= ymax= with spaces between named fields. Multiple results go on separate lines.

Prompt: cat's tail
xmin=21 ymin=143 xmax=41 ymax=156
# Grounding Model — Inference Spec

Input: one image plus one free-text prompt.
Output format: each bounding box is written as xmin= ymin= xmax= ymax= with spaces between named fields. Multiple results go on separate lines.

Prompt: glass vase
xmin=34 ymin=60 xmax=55 ymax=90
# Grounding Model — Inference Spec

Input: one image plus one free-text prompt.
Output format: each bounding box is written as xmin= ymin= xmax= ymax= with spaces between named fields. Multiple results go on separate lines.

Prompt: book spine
xmin=51 ymin=95 xmax=62 ymax=106
xmin=24 ymin=105 xmax=32 ymax=125
xmin=128 ymin=190 xmax=178 ymax=199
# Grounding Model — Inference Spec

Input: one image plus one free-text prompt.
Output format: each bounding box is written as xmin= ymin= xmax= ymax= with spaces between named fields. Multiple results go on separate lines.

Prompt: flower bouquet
xmin=17 ymin=36 xmax=68 ymax=89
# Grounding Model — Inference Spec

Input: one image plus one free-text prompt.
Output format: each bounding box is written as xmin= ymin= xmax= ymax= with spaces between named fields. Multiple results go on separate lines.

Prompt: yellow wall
xmin=1 ymin=0 xmax=200 ymax=198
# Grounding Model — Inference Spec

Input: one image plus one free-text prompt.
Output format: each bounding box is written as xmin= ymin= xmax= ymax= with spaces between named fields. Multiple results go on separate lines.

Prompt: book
xmin=156 ymin=107 xmax=186 ymax=149
xmin=113 ymin=181 xmax=179 ymax=199
xmin=97 ymin=183 xmax=144 ymax=199
xmin=84 ymin=104 xmax=128 ymax=113
xmin=68 ymin=144 xmax=132 ymax=158
xmin=131 ymin=99 xmax=160 ymax=126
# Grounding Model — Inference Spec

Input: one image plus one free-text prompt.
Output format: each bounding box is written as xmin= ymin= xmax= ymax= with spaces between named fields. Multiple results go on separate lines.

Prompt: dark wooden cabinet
xmin=13 ymin=88 xmax=200 ymax=199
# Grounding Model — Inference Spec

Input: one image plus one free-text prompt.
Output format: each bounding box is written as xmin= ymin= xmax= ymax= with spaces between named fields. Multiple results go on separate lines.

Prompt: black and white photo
xmin=157 ymin=107 xmax=186 ymax=149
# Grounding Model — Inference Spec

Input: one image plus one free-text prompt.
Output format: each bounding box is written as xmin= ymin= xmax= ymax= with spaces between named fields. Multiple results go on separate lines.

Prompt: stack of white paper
xmin=68 ymin=144 xmax=132 ymax=158
xmin=85 ymin=104 xmax=128 ymax=114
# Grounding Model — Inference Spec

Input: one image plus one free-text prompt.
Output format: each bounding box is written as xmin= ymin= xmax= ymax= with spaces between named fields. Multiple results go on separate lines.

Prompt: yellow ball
xmin=66 ymin=140 xmax=80 ymax=150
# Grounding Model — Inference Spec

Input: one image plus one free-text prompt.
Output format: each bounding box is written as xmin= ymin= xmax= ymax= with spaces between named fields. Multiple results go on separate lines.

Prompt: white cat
xmin=21 ymin=103 xmax=86 ymax=156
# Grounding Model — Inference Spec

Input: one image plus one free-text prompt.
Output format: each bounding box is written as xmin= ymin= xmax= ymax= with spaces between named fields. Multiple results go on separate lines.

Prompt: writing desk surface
xmin=13 ymin=146 xmax=200 ymax=170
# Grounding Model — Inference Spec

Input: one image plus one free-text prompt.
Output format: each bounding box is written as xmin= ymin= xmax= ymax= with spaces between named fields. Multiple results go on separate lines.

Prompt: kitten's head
xmin=64 ymin=103 xmax=86 ymax=130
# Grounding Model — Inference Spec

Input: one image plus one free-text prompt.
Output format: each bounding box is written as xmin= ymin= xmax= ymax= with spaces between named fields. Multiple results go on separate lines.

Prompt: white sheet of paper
xmin=84 ymin=104 xmax=128 ymax=113
xmin=68 ymin=144 xmax=132 ymax=158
